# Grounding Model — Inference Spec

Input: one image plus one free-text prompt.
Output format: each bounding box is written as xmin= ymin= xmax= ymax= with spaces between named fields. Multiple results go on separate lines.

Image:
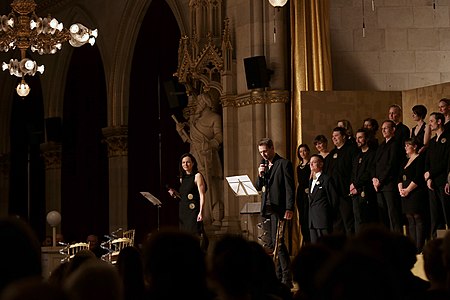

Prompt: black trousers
xmin=263 ymin=213 xmax=292 ymax=285
xmin=310 ymin=227 xmax=330 ymax=243
xmin=377 ymin=190 xmax=402 ymax=233
xmin=429 ymin=186 xmax=450 ymax=238
xmin=333 ymin=195 xmax=355 ymax=235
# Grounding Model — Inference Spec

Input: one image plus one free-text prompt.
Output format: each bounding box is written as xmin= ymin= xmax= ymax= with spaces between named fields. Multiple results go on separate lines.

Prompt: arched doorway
xmin=128 ymin=0 xmax=188 ymax=244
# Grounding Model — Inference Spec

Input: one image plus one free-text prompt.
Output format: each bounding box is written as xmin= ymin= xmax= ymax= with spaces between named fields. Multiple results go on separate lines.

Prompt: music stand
xmin=225 ymin=175 xmax=259 ymax=196
xmin=140 ymin=192 xmax=162 ymax=231
xmin=226 ymin=175 xmax=260 ymax=240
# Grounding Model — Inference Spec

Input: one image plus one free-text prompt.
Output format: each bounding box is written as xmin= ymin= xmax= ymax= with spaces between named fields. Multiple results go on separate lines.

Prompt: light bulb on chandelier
xmin=0 ymin=0 xmax=98 ymax=96
xmin=16 ymin=78 xmax=30 ymax=97
xmin=268 ymin=0 xmax=288 ymax=7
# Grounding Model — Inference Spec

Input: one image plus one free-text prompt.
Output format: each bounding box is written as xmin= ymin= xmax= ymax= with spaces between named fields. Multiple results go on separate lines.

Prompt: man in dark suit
xmin=389 ymin=104 xmax=410 ymax=146
xmin=350 ymin=128 xmax=377 ymax=233
xmin=425 ymin=112 xmax=450 ymax=238
xmin=372 ymin=120 xmax=403 ymax=233
xmin=255 ymin=137 xmax=294 ymax=288
xmin=308 ymin=154 xmax=338 ymax=243
xmin=327 ymin=127 xmax=358 ymax=235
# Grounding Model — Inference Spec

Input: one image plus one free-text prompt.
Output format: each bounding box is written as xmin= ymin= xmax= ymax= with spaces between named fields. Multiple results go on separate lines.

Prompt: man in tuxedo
xmin=372 ymin=120 xmax=403 ymax=233
xmin=308 ymin=154 xmax=338 ymax=243
xmin=255 ymin=137 xmax=294 ymax=288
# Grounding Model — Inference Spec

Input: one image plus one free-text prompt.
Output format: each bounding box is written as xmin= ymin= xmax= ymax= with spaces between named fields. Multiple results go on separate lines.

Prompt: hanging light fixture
xmin=0 ymin=0 xmax=98 ymax=97
xmin=268 ymin=0 xmax=288 ymax=8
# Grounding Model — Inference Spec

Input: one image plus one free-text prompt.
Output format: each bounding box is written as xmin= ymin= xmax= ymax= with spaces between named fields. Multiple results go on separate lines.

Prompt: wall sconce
xmin=268 ymin=0 xmax=288 ymax=7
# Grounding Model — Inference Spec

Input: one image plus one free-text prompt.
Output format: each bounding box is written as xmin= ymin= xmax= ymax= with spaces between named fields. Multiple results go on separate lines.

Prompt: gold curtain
xmin=290 ymin=0 xmax=333 ymax=253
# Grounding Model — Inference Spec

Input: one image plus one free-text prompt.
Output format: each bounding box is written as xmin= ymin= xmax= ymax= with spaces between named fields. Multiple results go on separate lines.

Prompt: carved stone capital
xmin=102 ymin=126 xmax=128 ymax=157
xmin=221 ymin=90 xmax=290 ymax=107
xmin=40 ymin=142 xmax=62 ymax=170
xmin=0 ymin=153 xmax=10 ymax=176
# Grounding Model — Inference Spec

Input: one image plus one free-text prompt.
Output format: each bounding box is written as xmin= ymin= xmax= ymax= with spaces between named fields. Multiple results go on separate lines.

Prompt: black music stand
xmin=140 ymin=192 xmax=162 ymax=231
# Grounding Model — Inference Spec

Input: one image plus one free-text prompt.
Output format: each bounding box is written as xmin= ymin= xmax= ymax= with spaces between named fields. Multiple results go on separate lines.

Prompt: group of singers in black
xmin=294 ymin=99 xmax=450 ymax=255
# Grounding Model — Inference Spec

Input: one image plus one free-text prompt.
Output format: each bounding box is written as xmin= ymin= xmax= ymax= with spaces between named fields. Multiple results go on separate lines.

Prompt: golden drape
xmin=290 ymin=0 xmax=333 ymax=252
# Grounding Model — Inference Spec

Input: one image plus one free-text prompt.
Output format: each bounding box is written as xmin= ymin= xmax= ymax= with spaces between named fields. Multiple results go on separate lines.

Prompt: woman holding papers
xmin=168 ymin=153 xmax=206 ymax=235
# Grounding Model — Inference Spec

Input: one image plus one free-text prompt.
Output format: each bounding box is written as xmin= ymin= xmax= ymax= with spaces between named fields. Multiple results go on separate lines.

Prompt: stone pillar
xmin=267 ymin=4 xmax=288 ymax=90
xmin=41 ymin=142 xmax=62 ymax=236
xmin=220 ymin=95 xmax=242 ymax=234
xmin=102 ymin=126 xmax=128 ymax=233
xmin=267 ymin=90 xmax=289 ymax=156
xmin=0 ymin=153 xmax=10 ymax=218
xmin=41 ymin=142 xmax=62 ymax=212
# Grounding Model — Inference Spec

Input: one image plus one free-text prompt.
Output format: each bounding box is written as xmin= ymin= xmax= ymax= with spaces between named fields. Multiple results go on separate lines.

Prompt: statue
xmin=174 ymin=92 xmax=224 ymax=226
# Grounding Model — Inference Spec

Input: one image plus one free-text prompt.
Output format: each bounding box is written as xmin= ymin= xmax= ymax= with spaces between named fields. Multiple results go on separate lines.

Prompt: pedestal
xmin=41 ymin=246 xmax=65 ymax=279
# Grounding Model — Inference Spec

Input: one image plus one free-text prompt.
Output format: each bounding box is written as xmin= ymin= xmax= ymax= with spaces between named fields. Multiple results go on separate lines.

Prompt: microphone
xmin=260 ymin=159 xmax=268 ymax=177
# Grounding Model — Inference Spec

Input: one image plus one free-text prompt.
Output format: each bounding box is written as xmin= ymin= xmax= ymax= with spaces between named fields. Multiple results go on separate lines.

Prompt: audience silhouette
xmin=115 ymin=246 xmax=146 ymax=300
xmin=142 ymin=229 xmax=212 ymax=300
xmin=3 ymin=214 xmax=450 ymax=300
xmin=0 ymin=217 xmax=42 ymax=294
xmin=423 ymin=238 xmax=449 ymax=299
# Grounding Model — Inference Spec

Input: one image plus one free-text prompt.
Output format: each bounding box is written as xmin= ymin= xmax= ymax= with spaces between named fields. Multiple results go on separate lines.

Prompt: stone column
xmin=41 ymin=142 xmax=62 ymax=236
xmin=267 ymin=90 xmax=289 ymax=156
xmin=220 ymin=95 xmax=242 ymax=234
xmin=0 ymin=153 xmax=10 ymax=218
xmin=102 ymin=126 xmax=128 ymax=233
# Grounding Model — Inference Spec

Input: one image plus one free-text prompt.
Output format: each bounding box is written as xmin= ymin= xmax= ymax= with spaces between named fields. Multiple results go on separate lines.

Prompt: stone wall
xmin=330 ymin=0 xmax=450 ymax=91
xmin=402 ymin=81 xmax=450 ymax=128
xmin=299 ymin=90 xmax=402 ymax=149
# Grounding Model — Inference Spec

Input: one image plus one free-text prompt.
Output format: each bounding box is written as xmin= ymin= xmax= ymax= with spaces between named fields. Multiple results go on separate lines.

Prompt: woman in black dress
xmin=296 ymin=144 xmax=311 ymax=244
xmin=168 ymin=153 xmax=206 ymax=235
xmin=410 ymin=104 xmax=430 ymax=154
xmin=398 ymin=138 xmax=427 ymax=253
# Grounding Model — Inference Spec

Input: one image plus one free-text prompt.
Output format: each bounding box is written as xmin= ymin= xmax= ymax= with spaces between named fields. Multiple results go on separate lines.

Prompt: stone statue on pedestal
xmin=175 ymin=92 xmax=224 ymax=226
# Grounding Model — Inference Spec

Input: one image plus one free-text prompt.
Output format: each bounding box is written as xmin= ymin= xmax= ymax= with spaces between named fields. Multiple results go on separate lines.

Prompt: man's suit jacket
xmin=351 ymin=148 xmax=376 ymax=196
xmin=308 ymin=173 xmax=338 ymax=230
xmin=394 ymin=122 xmax=410 ymax=146
xmin=426 ymin=130 xmax=450 ymax=186
xmin=373 ymin=137 xmax=402 ymax=191
xmin=256 ymin=153 xmax=295 ymax=217
xmin=327 ymin=142 xmax=358 ymax=197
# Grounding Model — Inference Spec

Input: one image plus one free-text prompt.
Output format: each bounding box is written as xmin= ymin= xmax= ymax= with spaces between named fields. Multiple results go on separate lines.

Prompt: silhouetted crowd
xmin=2 ymin=216 xmax=450 ymax=300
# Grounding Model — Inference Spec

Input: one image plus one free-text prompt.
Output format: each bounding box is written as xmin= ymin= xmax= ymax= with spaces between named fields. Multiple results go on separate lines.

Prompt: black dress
xmin=411 ymin=123 xmax=426 ymax=151
xmin=179 ymin=173 xmax=201 ymax=235
xmin=399 ymin=154 xmax=427 ymax=214
xmin=296 ymin=161 xmax=311 ymax=243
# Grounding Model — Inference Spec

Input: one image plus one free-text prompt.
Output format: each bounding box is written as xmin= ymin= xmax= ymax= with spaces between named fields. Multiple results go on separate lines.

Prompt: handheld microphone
xmin=260 ymin=159 xmax=268 ymax=177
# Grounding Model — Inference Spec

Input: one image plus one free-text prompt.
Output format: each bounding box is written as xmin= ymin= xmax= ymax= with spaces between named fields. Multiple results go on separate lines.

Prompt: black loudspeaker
xmin=45 ymin=117 xmax=62 ymax=142
xmin=163 ymin=79 xmax=187 ymax=109
xmin=244 ymin=56 xmax=269 ymax=90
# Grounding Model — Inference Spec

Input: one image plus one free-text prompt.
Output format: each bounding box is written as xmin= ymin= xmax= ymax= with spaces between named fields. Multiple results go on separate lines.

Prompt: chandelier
xmin=0 ymin=0 xmax=98 ymax=97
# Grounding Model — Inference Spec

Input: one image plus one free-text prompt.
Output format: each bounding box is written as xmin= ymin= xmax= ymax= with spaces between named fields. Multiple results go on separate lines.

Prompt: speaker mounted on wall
xmin=244 ymin=56 xmax=271 ymax=90
xmin=163 ymin=79 xmax=187 ymax=109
